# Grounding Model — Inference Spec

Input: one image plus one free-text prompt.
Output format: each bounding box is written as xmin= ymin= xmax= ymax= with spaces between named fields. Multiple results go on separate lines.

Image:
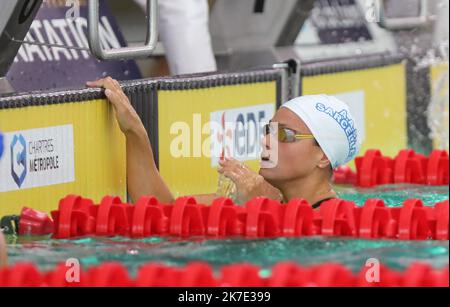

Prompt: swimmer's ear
xmin=317 ymin=152 xmax=332 ymax=169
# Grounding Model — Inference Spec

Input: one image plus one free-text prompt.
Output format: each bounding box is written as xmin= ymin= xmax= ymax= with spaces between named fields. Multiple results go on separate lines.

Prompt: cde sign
xmin=169 ymin=104 xmax=275 ymax=165
xmin=210 ymin=104 xmax=275 ymax=166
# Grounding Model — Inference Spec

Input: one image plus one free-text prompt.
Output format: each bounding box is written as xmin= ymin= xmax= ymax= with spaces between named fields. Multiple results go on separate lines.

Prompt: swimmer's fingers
xmin=221 ymin=169 xmax=261 ymax=204
xmin=219 ymin=167 xmax=248 ymax=188
xmin=218 ymin=159 xmax=230 ymax=167
xmin=219 ymin=160 xmax=253 ymax=183
xmin=223 ymin=158 xmax=243 ymax=168
xmin=230 ymin=159 xmax=253 ymax=174
xmin=86 ymin=79 xmax=103 ymax=87
xmin=104 ymin=89 xmax=123 ymax=111
xmin=218 ymin=162 xmax=243 ymax=176
xmin=110 ymin=79 xmax=131 ymax=102
xmin=219 ymin=161 xmax=281 ymax=202
xmin=88 ymin=78 xmax=141 ymax=134
xmin=218 ymin=158 xmax=249 ymax=172
xmin=218 ymin=160 xmax=234 ymax=174
xmin=220 ymin=169 xmax=241 ymax=183
xmin=87 ymin=78 xmax=130 ymax=110
xmin=218 ymin=160 xmax=241 ymax=176
xmin=86 ymin=77 xmax=119 ymax=91
xmin=87 ymin=77 xmax=128 ymax=99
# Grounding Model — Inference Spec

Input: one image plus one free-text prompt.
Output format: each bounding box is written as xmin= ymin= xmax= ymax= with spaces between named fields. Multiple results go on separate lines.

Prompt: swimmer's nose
xmin=261 ymin=132 xmax=272 ymax=150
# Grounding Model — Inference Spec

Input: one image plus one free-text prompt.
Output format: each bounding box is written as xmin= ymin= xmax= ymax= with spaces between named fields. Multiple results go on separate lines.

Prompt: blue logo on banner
xmin=10 ymin=134 xmax=27 ymax=188
xmin=0 ymin=132 xmax=4 ymax=159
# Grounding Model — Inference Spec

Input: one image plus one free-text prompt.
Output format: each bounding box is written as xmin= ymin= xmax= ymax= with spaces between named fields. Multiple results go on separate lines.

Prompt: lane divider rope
xmin=8 ymin=195 xmax=448 ymax=240
xmin=333 ymin=149 xmax=449 ymax=187
xmin=0 ymin=261 xmax=447 ymax=287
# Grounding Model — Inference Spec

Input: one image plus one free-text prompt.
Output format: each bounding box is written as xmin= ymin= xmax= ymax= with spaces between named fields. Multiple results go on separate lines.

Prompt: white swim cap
xmin=281 ymin=95 xmax=362 ymax=169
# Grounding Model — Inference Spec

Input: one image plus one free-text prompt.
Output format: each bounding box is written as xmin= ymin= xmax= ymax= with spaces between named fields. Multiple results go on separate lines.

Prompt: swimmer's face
xmin=259 ymin=108 xmax=330 ymax=186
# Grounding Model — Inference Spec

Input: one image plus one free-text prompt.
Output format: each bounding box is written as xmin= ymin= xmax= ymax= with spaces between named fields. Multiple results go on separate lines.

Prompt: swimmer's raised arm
xmin=87 ymin=77 xmax=281 ymax=205
xmin=87 ymin=78 xmax=175 ymax=204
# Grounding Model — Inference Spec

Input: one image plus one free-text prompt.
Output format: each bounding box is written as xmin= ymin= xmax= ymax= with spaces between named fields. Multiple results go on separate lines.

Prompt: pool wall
xmin=1 ymin=54 xmax=448 ymax=214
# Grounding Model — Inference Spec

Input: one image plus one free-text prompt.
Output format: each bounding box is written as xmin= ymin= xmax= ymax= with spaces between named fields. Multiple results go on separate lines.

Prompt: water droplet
xmin=259 ymin=269 xmax=271 ymax=278
xmin=127 ymin=249 xmax=139 ymax=255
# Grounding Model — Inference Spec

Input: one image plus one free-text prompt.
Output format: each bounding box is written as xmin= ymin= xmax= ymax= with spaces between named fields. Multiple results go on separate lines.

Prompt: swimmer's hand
xmin=218 ymin=158 xmax=283 ymax=204
xmin=86 ymin=77 xmax=143 ymax=135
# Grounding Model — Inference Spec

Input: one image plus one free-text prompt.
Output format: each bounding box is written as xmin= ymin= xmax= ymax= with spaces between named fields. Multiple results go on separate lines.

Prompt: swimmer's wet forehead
xmin=270 ymin=108 xmax=313 ymax=134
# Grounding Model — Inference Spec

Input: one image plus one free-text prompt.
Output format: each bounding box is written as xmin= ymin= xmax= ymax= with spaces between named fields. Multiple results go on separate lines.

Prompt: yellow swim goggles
xmin=263 ymin=123 xmax=315 ymax=143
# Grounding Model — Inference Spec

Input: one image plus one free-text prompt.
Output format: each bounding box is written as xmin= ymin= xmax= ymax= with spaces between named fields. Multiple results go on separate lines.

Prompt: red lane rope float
xmin=396 ymin=199 xmax=430 ymax=240
xmin=393 ymin=149 xmax=427 ymax=184
xmin=169 ymin=197 xmax=207 ymax=237
xmin=51 ymin=195 xmax=96 ymax=239
xmin=207 ymin=198 xmax=242 ymax=237
xmin=131 ymin=196 xmax=167 ymax=238
xmin=355 ymin=199 xmax=394 ymax=239
xmin=43 ymin=195 xmax=449 ymax=240
xmin=95 ymin=196 xmax=129 ymax=237
xmin=355 ymin=149 xmax=393 ymax=187
xmin=243 ymin=198 xmax=283 ymax=238
xmin=0 ymin=261 xmax=448 ymax=287
xmin=427 ymin=150 xmax=450 ymax=185
xmin=434 ymin=200 xmax=450 ymax=240
xmin=18 ymin=207 xmax=53 ymax=236
xmin=316 ymin=199 xmax=357 ymax=237
xmin=334 ymin=149 xmax=449 ymax=187
xmin=282 ymin=199 xmax=315 ymax=237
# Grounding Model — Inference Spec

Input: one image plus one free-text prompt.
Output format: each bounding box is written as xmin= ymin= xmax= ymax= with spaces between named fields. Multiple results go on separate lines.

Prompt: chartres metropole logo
xmin=10 ymin=134 xmax=27 ymax=188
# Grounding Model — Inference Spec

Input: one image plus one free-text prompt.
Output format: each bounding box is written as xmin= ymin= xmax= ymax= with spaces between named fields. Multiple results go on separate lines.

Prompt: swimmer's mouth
xmin=261 ymin=155 xmax=270 ymax=162
xmin=261 ymin=153 xmax=277 ymax=168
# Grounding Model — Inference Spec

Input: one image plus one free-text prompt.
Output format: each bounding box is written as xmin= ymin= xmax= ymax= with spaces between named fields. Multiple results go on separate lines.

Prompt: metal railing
xmin=377 ymin=0 xmax=435 ymax=30
xmin=88 ymin=0 xmax=158 ymax=60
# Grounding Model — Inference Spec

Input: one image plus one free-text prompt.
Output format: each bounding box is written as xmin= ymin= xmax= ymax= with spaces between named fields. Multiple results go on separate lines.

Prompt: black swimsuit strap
xmin=312 ymin=197 xmax=335 ymax=209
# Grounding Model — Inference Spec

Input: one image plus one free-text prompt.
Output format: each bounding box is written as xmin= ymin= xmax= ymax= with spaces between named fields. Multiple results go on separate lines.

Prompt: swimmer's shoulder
xmin=189 ymin=194 xmax=217 ymax=205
